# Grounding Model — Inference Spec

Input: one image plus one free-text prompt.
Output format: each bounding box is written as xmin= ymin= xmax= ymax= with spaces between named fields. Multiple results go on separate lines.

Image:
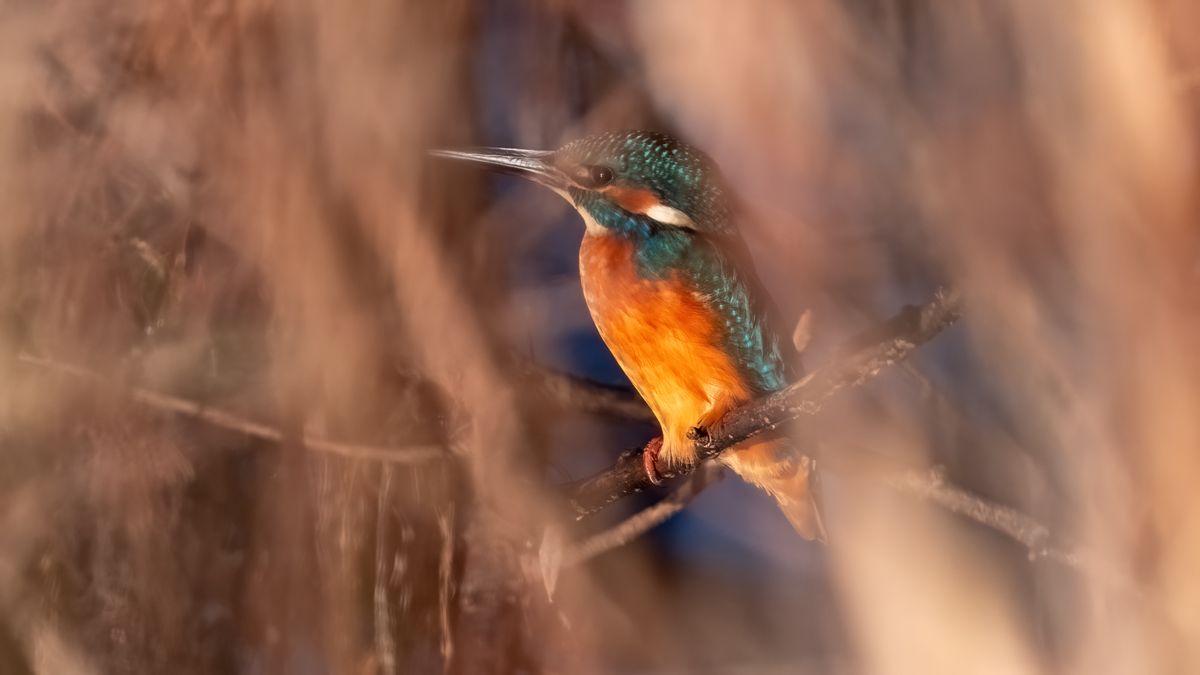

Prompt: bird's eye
xmin=580 ymin=165 xmax=614 ymax=188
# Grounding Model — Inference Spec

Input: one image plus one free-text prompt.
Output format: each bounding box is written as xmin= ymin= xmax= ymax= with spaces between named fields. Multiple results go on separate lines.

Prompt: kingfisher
xmin=434 ymin=131 xmax=824 ymax=540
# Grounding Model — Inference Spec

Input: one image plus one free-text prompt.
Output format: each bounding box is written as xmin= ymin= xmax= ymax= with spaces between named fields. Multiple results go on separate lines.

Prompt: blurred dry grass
xmin=1 ymin=1 xmax=1198 ymax=673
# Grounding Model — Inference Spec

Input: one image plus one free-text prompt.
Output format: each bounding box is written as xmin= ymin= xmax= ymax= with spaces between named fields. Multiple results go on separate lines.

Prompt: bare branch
xmin=20 ymin=305 xmax=1124 ymax=590
xmin=521 ymin=364 xmax=654 ymax=422
xmin=882 ymin=467 xmax=1144 ymax=597
xmin=16 ymin=352 xmax=446 ymax=464
xmin=887 ymin=468 xmax=1053 ymax=554
xmin=563 ymin=463 xmax=724 ymax=566
xmin=566 ymin=287 xmax=963 ymax=516
xmin=883 ymin=468 xmax=1120 ymax=582
xmin=561 ymin=457 xmax=1122 ymax=595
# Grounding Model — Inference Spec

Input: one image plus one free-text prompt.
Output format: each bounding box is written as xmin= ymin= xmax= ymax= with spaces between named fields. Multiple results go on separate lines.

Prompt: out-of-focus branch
xmin=887 ymin=468 xmax=1055 ymax=555
xmin=373 ymin=466 xmax=397 ymax=675
xmin=562 ymin=453 xmax=1109 ymax=588
xmin=563 ymin=463 xmax=724 ymax=567
xmin=883 ymin=468 xmax=1105 ymax=574
xmin=437 ymin=504 xmax=456 ymax=664
xmin=566 ymin=287 xmax=963 ymax=516
xmin=15 ymin=352 xmax=445 ymax=464
xmin=22 ymin=324 xmax=1118 ymax=588
xmin=1174 ymin=68 xmax=1200 ymax=93
xmin=519 ymin=362 xmax=654 ymax=422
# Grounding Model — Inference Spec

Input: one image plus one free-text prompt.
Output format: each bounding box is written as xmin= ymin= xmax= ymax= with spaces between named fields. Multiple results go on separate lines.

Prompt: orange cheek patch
xmin=603 ymin=185 xmax=660 ymax=215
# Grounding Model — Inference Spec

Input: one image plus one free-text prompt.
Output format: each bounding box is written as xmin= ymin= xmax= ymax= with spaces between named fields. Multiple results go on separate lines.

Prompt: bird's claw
xmin=686 ymin=425 xmax=710 ymax=443
xmin=642 ymin=437 xmax=664 ymax=486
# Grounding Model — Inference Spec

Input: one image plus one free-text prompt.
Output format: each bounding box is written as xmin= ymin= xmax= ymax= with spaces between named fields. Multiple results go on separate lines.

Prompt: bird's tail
xmin=722 ymin=441 xmax=827 ymax=542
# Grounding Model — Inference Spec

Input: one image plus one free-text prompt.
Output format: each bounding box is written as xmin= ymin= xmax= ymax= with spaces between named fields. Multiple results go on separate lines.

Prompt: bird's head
xmin=433 ymin=130 xmax=732 ymax=238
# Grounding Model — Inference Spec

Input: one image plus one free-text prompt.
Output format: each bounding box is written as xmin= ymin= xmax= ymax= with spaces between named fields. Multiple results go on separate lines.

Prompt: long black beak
xmin=430 ymin=147 xmax=566 ymax=190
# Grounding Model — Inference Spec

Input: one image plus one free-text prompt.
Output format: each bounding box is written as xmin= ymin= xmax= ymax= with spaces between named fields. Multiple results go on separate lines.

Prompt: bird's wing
xmin=684 ymin=231 xmax=798 ymax=393
xmin=706 ymin=170 xmax=804 ymax=383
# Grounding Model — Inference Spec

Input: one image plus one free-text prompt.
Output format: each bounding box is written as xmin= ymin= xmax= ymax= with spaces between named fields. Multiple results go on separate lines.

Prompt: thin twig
xmin=15 ymin=352 xmax=445 ymax=464
xmin=561 ymin=459 xmax=1118 ymax=593
xmin=887 ymin=468 xmax=1054 ymax=554
xmin=566 ymin=287 xmax=963 ymax=516
xmin=884 ymin=467 xmax=1142 ymax=595
xmin=19 ymin=316 xmax=1122 ymax=589
xmin=883 ymin=469 xmax=1096 ymax=571
xmin=554 ymin=287 xmax=1112 ymax=583
xmin=563 ymin=463 xmax=724 ymax=566
xmin=521 ymin=363 xmax=654 ymax=422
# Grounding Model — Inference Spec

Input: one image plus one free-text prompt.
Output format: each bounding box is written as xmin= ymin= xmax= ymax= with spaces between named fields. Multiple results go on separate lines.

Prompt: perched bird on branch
xmin=434 ymin=131 xmax=825 ymax=540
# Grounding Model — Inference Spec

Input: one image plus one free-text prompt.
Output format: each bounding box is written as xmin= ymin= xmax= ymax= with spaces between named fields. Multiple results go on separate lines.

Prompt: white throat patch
xmin=577 ymin=207 xmax=607 ymax=235
xmin=547 ymin=187 xmax=607 ymax=236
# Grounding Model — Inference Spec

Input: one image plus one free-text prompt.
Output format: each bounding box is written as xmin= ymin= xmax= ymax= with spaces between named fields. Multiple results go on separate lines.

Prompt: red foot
xmin=643 ymin=437 xmax=664 ymax=486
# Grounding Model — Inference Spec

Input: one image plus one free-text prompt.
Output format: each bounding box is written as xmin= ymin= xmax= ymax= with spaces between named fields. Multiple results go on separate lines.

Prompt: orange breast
xmin=579 ymin=233 xmax=751 ymax=465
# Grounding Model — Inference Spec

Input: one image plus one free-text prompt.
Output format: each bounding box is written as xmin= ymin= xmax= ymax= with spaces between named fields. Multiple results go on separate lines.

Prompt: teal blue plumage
xmin=564 ymin=133 xmax=794 ymax=395
xmin=561 ymin=131 xmax=736 ymax=235
xmin=434 ymin=129 xmax=824 ymax=539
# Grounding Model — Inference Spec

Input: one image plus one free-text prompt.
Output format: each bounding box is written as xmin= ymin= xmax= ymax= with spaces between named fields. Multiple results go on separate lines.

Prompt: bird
xmin=433 ymin=130 xmax=825 ymax=540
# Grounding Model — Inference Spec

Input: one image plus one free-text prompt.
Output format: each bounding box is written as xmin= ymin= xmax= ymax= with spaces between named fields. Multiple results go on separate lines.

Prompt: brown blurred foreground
xmin=1 ymin=2 xmax=1199 ymax=674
